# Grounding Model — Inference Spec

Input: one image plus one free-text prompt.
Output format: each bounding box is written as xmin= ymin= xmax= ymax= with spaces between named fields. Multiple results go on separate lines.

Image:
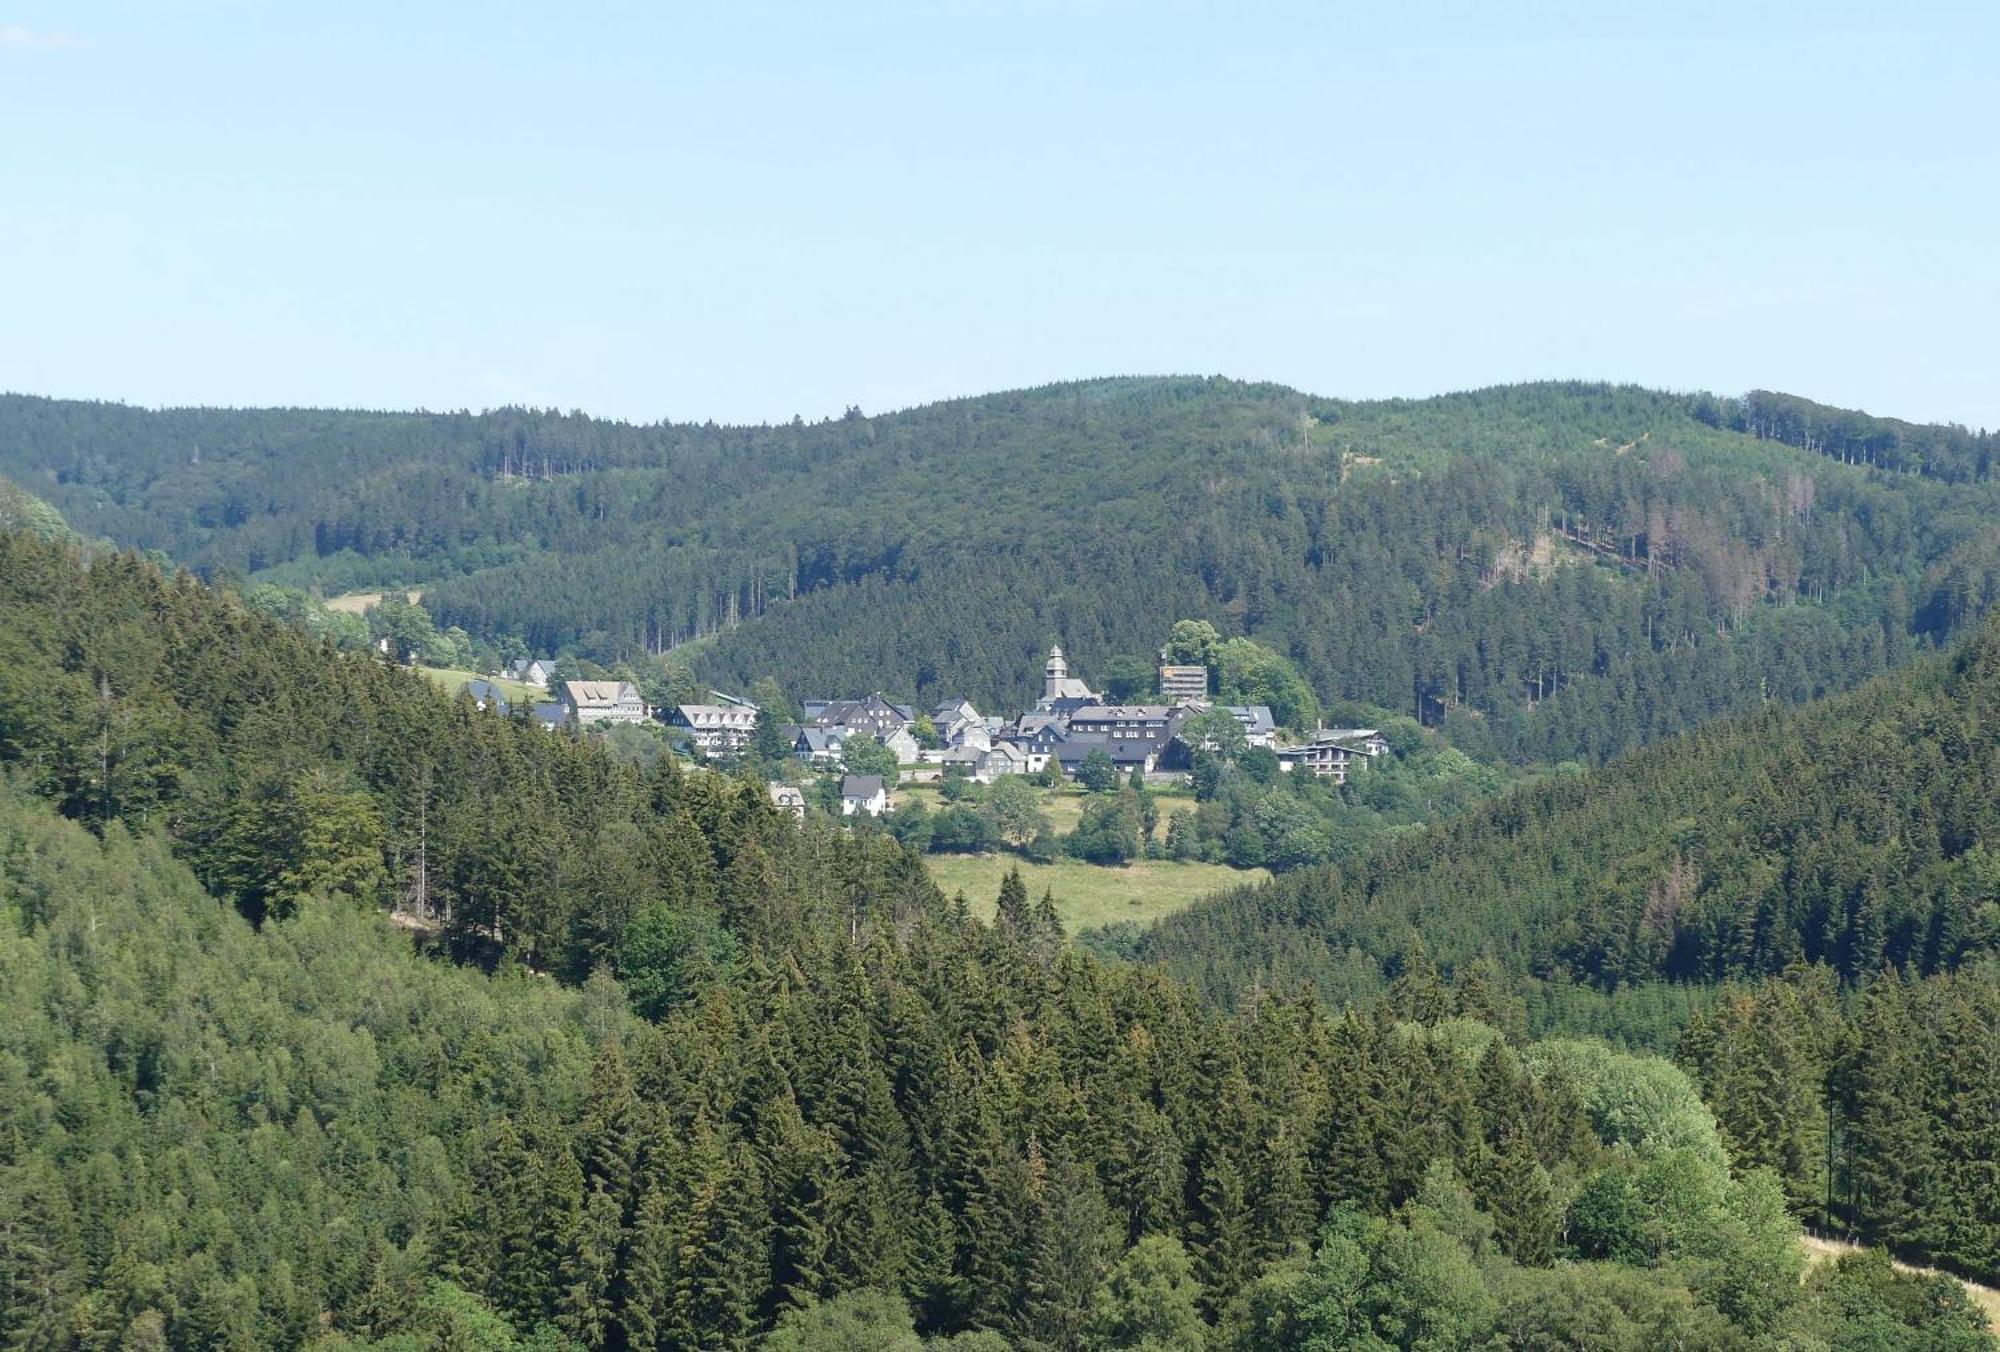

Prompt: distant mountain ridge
xmin=2 ymin=379 xmax=1997 ymax=767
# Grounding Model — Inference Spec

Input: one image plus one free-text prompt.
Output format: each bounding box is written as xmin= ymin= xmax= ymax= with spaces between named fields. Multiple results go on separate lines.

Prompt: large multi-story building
xmin=670 ymin=702 xmax=758 ymax=755
xmin=1068 ymin=704 xmax=1177 ymax=748
xmin=1274 ymin=727 xmax=1389 ymax=783
xmin=560 ymin=680 xmax=648 ymax=726
xmin=1158 ymin=663 xmax=1210 ymax=701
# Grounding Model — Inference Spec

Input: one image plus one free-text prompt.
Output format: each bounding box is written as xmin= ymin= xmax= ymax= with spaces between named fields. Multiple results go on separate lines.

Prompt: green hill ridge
xmin=4 ymin=380 xmax=1996 ymax=769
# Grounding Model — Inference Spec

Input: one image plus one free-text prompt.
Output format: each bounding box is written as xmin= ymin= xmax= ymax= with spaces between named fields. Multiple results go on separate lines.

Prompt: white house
xmin=768 ymin=783 xmax=807 ymax=819
xmin=508 ymin=658 xmax=557 ymax=691
xmin=561 ymin=680 xmax=647 ymax=726
xmin=841 ymin=774 xmax=888 ymax=817
xmin=1323 ymin=727 xmax=1390 ymax=758
xmin=1275 ymin=727 xmax=1388 ymax=783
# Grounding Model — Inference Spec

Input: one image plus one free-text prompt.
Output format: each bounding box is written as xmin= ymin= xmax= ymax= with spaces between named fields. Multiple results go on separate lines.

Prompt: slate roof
xmin=1071 ymin=704 xmax=1174 ymax=723
xmin=465 ymin=679 xmax=509 ymax=711
xmin=794 ymin=728 xmax=847 ymax=755
xmin=1054 ymin=734 xmax=1155 ymax=766
xmin=1222 ymin=704 xmax=1277 ymax=738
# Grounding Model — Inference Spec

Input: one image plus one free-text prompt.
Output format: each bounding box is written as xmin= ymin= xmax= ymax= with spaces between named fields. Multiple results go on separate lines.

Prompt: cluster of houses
xmin=465 ymin=661 xmax=650 ymax=733
xmin=467 ymin=646 xmax=1388 ymax=819
xmin=682 ymin=645 xmax=1387 ymax=816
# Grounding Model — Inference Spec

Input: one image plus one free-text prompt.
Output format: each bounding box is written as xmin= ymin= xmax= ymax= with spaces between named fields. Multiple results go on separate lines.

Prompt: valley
xmin=1 ymin=379 xmax=1995 ymax=1349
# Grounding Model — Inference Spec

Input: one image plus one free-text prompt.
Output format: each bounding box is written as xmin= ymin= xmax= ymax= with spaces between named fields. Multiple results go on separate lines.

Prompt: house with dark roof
xmin=791 ymin=725 xmax=851 ymax=766
xmin=465 ymin=679 xmax=509 ymax=714
xmin=1053 ymin=733 xmax=1158 ymax=777
xmin=1068 ymin=704 xmax=1176 ymax=748
xmin=806 ymin=693 xmax=914 ymax=738
xmin=840 ymin=774 xmax=888 ymax=817
xmin=932 ymin=699 xmax=990 ymax=749
xmin=979 ymin=741 xmax=1042 ymax=779
xmin=1014 ymin=713 xmax=1071 ymax=755
xmin=1222 ymin=704 xmax=1278 ymax=746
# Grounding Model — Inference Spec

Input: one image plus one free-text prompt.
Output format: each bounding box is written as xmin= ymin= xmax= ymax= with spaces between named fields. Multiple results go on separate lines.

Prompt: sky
xmin=3 ymin=2 xmax=1997 ymax=428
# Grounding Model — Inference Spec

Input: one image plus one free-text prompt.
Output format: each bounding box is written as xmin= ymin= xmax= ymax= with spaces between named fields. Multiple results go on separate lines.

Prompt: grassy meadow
xmin=924 ymin=852 xmax=1264 ymax=933
xmin=416 ymin=665 xmax=547 ymax=706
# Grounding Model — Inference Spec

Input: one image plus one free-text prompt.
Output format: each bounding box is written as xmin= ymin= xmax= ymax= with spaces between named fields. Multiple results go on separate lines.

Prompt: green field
xmin=898 ymin=781 xmax=1198 ymax=834
xmin=923 ymin=852 xmax=1265 ymax=933
xmin=324 ymin=587 xmax=421 ymax=614
xmin=416 ymin=665 xmax=547 ymax=706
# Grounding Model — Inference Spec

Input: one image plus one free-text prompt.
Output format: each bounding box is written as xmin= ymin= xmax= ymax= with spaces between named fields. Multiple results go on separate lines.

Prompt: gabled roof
xmin=1041 ymin=692 xmax=1098 ymax=714
xmin=1222 ymin=704 xmax=1277 ymax=736
xmin=1309 ymin=727 xmax=1384 ymax=748
xmin=1071 ymin=704 xmax=1174 ymax=722
xmin=465 ymin=679 xmax=509 ymax=710
xmin=678 ymin=703 xmax=756 ymax=726
xmin=794 ymin=727 xmax=845 ymax=753
xmin=806 ymin=696 xmax=912 ymax=730
xmin=564 ymin=680 xmax=639 ymax=706
xmin=841 ymin=774 xmax=886 ymax=800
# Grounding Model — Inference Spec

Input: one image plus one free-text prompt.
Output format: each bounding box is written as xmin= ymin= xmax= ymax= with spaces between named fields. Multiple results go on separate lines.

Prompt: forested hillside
xmin=1135 ymin=617 xmax=2000 ymax=1286
xmin=0 ymin=473 xmax=82 ymax=545
xmin=1139 ymin=621 xmax=2000 ymax=998
xmin=4 ymin=380 xmax=1996 ymax=767
xmin=4 ymin=530 xmax=1991 ymax=1347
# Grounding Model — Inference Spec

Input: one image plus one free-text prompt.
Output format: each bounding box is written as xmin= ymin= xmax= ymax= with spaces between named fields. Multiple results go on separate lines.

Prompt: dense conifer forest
xmin=4 ymin=526 xmax=1995 ymax=1347
xmin=1136 ymin=624 xmax=2000 ymax=1287
xmin=4 ymin=379 xmax=1996 ymax=770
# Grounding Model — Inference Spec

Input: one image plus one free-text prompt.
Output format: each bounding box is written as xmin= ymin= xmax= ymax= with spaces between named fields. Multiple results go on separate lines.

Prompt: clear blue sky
xmin=4 ymin=2 xmax=1996 ymax=428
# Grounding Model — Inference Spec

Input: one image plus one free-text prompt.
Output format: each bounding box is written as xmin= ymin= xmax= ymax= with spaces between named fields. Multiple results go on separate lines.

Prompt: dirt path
xmin=1802 ymin=1234 xmax=2000 ymax=1332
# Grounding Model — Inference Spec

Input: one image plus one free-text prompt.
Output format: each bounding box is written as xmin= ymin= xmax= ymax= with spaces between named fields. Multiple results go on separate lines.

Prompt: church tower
xmin=1043 ymin=645 xmax=1068 ymax=703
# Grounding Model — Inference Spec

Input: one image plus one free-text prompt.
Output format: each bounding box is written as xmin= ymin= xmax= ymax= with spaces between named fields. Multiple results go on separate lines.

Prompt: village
xmin=461 ymin=642 xmax=1390 ymax=822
